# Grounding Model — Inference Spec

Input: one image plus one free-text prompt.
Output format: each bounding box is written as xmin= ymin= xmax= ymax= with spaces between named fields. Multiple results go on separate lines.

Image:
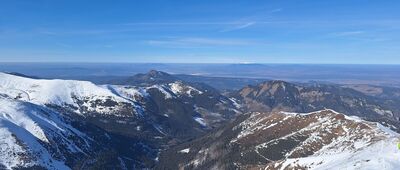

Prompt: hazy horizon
xmin=1 ymin=63 xmax=399 ymax=88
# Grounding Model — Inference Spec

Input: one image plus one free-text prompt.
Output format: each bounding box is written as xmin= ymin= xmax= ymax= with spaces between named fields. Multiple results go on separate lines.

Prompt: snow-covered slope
xmin=0 ymin=95 xmax=93 ymax=169
xmin=157 ymin=109 xmax=400 ymax=170
xmin=0 ymin=72 xmax=120 ymax=105
xmin=275 ymin=137 xmax=400 ymax=170
xmin=260 ymin=110 xmax=400 ymax=169
xmin=141 ymin=81 xmax=204 ymax=99
xmin=169 ymin=81 xmax=203 ymax=97
xmin=0 ymin=72 xmax=139 ymax=117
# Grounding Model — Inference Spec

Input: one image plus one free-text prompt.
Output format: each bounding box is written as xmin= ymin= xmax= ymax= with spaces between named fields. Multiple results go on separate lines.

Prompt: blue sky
xmin=0 ymin=0 xmax=399 ymax=64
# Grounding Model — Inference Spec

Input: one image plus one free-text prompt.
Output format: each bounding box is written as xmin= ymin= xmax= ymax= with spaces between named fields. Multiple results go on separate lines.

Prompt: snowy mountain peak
xmin=147 ymin=70 xmax=170 ymax=78
xmin=112 ymin=70 xmax=179 ymax=86
xmin=0 ymin=72 xmax=138 ymax=117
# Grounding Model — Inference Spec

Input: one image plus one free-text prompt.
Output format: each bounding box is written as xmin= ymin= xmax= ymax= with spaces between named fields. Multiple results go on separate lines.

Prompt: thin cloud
xmin=121 ymin=22 xmax=240 ymax=26
xmin=40 ymin=31 xmax=58 ymax=35
xmin=147 ymin=37 xmax=257 ymax=47
xmin=218 ymin=8 xmax=282 ymax=32
xmin=269 ymin=8 xmax=283 ymax=13
xmin=220 ymin=22 xmax=256 ymax=32
xmin=123 ymin=21 xmax=258 ymax=32
xmin=333 ymin=31 xmax=365 ymax=36
xmin=55 ymin=43 xmax=72 ymax=48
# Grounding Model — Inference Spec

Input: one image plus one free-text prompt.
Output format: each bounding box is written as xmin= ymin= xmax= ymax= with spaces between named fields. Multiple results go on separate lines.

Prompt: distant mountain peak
xmin=259 ymin=80 xmax=292 ymax=87
xmin=136 ymin=70 xmax=178 ymax=84
xmin=110 ymin=70 xmax=179 ymax=86
xmin=239 ymin=80 xmax=298 ymax=100
xmin=147 ymin=70 xmax=170 ymax=77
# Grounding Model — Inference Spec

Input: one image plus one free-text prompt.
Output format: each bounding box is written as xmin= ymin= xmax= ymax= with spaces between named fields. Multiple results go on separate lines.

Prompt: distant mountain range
xmin=0 ymin=70 xmax=399 ymax=169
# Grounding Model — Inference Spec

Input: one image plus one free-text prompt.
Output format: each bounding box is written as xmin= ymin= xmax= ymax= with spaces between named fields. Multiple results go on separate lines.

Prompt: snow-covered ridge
xmin=281 ymin=109 xmax=364 ymax=123
xmin=168 ymin=81 xmax=203 ymax=97
xmin=235 ymin=109 xmax=399 ymax=141
xmin=0 ymin=72 xmax=140 ymax=116
xmin=0 ymin=72 xmax=123 ymax=105
xmin=147 ymin=84 xmax=174 ymax=99
xmin=145 ymin=81 xmax=203 ymax=99
xmin=231 ymin=109 xmax=400 ymax=169
xmin=106 ymin=85 xmax=149 ymax=102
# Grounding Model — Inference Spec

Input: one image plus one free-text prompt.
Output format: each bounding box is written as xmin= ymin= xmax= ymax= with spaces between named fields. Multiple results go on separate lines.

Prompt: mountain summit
xmin=112 ymin=70 xmax=179 ymax=86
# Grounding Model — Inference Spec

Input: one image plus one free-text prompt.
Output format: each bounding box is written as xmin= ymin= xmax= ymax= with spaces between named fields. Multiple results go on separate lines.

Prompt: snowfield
xmin=0 ymin=95 xmax=92 ymax=169
xmin=143 ymin=81 xmax=204 ymax=99
xmin=0 ymin=72 xmax=124 ymax=106
xmin=279 ymin=137 xmax=400 ymax=170
xmin=268 ymin=110 xmax=400 ymax=170
xmin=0 ymin=73 xmax=143 ymax=117
xmin=169 ymin=81 xmax=203 ymax=97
